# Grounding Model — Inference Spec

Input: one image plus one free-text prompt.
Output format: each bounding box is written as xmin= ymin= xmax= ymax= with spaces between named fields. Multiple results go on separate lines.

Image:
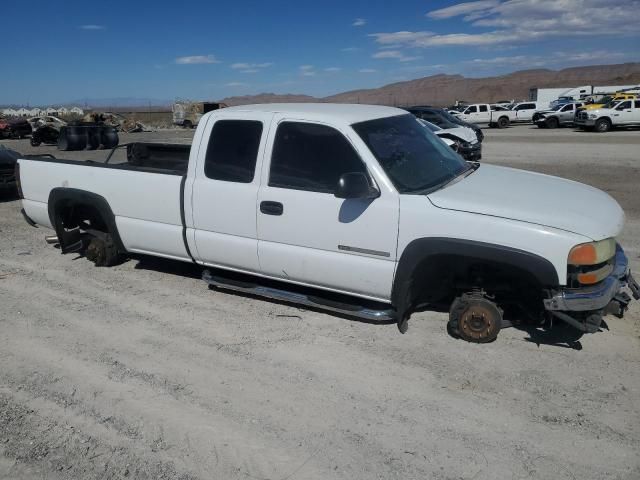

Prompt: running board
xmin=202 ymin=269 xmax=396 ymax=323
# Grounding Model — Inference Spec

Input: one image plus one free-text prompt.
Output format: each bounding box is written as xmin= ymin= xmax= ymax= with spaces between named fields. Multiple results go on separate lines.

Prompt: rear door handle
xmin=260 ymin=201 xmax=283 ymax=216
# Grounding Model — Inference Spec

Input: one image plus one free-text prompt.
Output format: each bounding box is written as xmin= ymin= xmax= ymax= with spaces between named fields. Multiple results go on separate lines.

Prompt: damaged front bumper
xmin=544 ymin=246 xmax=639 ymax=331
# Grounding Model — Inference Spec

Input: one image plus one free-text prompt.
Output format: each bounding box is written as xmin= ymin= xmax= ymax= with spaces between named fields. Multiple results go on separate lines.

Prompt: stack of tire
xmin=57 ymin=123 xmax=119 ymax=151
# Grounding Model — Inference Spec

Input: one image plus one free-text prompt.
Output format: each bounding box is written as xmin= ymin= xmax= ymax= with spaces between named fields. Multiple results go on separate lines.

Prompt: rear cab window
xmin=204 ymin=120 xmax=263 ymax=183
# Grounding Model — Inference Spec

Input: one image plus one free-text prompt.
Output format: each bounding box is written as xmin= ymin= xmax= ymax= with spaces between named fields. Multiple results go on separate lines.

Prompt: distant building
xmin=69 ymin=106 xmax=84 ymax=115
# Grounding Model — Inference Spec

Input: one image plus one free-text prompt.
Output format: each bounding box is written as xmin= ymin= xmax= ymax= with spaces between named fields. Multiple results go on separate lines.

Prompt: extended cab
xmin=17 ymin=104 xmax=639 ymax=344
xmin=510 ymin=101 xmax=546 ymax=123
xmin=455 ymin=104 xmax=516 ymax=128
xmin=575 ymin=99 xmax=640 ymax=132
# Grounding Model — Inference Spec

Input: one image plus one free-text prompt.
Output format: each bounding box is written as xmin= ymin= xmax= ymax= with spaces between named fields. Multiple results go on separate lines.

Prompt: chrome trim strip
xmin=338 ymin=245 xmax=390 ymax=257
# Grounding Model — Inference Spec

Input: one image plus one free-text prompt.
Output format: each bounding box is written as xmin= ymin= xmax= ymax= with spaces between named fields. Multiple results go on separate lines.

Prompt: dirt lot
xmin=1 ymin=125 xmax=639 ymax=480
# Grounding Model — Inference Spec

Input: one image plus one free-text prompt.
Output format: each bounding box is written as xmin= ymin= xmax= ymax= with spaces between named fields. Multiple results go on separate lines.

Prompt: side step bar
xmin=202 ymin=269 xmax=396 ymax=323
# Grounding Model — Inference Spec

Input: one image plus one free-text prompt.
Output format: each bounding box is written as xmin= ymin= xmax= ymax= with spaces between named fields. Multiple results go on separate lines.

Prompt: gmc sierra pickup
xmin=17 ymin=104 xmax=639 ymax=344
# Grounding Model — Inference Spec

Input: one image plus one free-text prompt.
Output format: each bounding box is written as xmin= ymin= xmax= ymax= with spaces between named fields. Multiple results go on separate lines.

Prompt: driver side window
xmin=269 ymin=122 xmax=368 ymax=193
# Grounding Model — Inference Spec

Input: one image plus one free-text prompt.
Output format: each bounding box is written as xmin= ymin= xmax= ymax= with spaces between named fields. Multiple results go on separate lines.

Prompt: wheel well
xmin=47 ymin=188 xmax=126 ymax=252
xmin=596 ymin=116 xmax=611 ymax=123
xmin=392 ymin=238 xmax=559 ymax=321
xmin=55 ymin=200 xmax=108 ymax=232
xmin=409 ymin=254 xmax=544 ymax=305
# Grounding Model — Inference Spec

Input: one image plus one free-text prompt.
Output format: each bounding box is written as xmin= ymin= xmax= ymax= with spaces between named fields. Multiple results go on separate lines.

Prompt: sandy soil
xmin=1 ymin=125 xmax=639 ymax=480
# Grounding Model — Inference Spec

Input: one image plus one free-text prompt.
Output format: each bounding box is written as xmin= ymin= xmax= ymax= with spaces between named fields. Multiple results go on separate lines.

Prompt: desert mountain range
xmin=220 ymin=62 xmax=640 ymax=107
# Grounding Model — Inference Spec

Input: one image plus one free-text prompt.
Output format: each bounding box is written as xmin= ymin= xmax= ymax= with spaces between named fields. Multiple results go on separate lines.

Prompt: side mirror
xmin=335 ymin=172 xmax=379 ymax=199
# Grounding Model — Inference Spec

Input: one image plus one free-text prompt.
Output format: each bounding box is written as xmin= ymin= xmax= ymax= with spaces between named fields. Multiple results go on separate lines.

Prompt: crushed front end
xmin=544 ymin=242 xmax=639 ymax=333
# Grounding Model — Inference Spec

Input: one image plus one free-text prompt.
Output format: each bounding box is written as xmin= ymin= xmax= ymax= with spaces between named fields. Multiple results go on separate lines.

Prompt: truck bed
xmin=19 ymin=142 xmax=194 ymax=262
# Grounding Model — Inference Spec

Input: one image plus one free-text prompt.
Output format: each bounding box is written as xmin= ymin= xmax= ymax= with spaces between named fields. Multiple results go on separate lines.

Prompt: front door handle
xmin=260 ymin=201 xmax=283 ymax=216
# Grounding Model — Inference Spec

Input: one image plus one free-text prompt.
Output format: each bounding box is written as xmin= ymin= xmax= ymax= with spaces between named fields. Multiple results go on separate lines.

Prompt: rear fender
xmin=47 ymin=188 xmax=125 ymax=252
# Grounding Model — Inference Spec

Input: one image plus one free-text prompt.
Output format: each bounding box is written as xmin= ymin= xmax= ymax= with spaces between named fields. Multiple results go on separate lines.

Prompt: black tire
xmin=545 ymin=117 xmax=559 ymax=129
xmin=30 ymin=136 xmax=41 ymax=147
xmin=497 ymin=116 xmax=509 ymax=129
xmin=85 ymin=234 xmax=122 ymax=267
xmin=100 ymin=127 xmax=119 ymax=149
xmin=595 ymin=118 xmax=611 ymax=133
xmin=536 ymin=122 xmax=546 ymax=129
xmin=86 ymin=127 xmax=101 ymax=150
xmin=448 ymin=296 xmax=502 ymax=343
xmin=183 ymin=120 xmax=193 ymax=129
xmin=57 ymin=126 xmax=87 ymax=151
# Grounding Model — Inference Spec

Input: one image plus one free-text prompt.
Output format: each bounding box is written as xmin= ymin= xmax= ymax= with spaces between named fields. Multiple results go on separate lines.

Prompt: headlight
xmin=588 ymin=114 xmax=597 ymax=119
xmin=568 ymin=238 xmax=616 ymax=266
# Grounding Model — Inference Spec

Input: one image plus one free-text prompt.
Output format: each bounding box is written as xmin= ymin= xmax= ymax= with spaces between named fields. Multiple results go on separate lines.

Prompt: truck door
xmin=462 ymin=105 xmax=481 ymax=124
xmin=477 ymin=104 xmax=490 ymax=123
xmin=514 ymin=102 xmax=537 ymax=121
xmin=613 ymin=100 xmax=634 ymax=124
xmin=256 ymin=120 xmax=399 ymax=301
xmin=190 ymin=112 xmax=273 ymax=273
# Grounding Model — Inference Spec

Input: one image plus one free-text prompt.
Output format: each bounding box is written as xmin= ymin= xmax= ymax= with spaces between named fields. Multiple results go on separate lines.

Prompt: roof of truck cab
xmin=218 ymin=103 xmax=407 ymax=125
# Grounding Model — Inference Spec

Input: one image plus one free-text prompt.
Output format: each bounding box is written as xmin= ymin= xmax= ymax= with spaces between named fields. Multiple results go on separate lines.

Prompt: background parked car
xmin=417 ymin=119 xmax=482 ymax=161
xmin=510 ymin=101 xmax=547 ymax=123
xmin=0 ymin=116 xmax=32 ymax=139
xmin=533 ymin=102 xmax=584 ymax=128
xmin=0 ymin=145 xmax=21 ymax=194
xmin=406 ymin=106 xmax=484 ymax=142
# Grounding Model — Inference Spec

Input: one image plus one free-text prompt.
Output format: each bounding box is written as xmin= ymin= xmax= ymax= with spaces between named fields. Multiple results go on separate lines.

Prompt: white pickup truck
xmin=575 ymin=99 xmax=640 ymax=132
xmin=17 ymin=104 xmax=639 ymax=344
xmin=455 ymin=104 xmax=516 ymax=128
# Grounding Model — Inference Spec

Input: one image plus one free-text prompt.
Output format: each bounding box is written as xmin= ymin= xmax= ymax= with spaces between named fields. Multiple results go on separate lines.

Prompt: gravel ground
xmin=1 ymin=125 xmax=639 ymax=480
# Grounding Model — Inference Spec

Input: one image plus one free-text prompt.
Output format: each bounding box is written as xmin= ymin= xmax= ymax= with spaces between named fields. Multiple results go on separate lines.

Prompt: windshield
xmin=440 ymin=109 xmax=469 ymax=126
xmin=353 ymin=114 xmax=469 ymax=194
xmin=416 ymin=118 xmax=441 ymax=132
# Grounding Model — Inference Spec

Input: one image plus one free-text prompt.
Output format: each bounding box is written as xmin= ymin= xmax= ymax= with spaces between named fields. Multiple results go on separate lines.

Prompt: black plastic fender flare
xmin=47 ymin=187 xmax=126 ymax=253
xmin=391 ymin=237 xmax=560 ymax=326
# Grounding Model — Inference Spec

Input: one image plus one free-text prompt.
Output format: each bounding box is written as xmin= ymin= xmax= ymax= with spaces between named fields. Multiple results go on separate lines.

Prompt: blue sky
xmin=2 ymin=0 xmax=639 ymax=105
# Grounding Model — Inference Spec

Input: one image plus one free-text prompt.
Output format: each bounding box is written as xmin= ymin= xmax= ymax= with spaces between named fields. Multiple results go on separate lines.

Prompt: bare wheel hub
xmin=448 ymin=294 xmax=503 ymax=343
xmin=460 ymin=304 xmax=498 ymax=341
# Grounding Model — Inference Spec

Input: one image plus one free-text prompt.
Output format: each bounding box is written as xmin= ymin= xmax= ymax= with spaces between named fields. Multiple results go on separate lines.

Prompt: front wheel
xmin=497 ymin=116 xmax=509 ymax=129
xmin=595 ymin=118 xmax=611 ymax=133
xmin=545 ymin=117 xmax=559 ymax=129
xmin=448 ymin=295 xmax=502 ymax=343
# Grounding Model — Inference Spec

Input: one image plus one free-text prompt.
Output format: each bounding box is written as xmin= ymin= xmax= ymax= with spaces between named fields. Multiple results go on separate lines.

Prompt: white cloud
xmin=175 ymin=55 xmax=220 ymax=65
xmin=427 ymin=1 xmax=499 ymax=19
xmin=299 ymin=65 xmax=317 ymax=76
xmin=372 ymin=50 xmax=421 ymax=62
xmin=373 ymin=0 xmax=640 ymax=49
xmin=370 ymin=30 xmax=520 ymax=48
xmin=352 ymin=18 xmax=367 ymax=27
xmin=79 ymin=24 xmax=105 ymax=30
xmin=324 ymin=67 xmax=342 ymax=72
xmin=225 ymin=82 xmax=248 ymax=87
xmin=231 ymin=62 xmax=274 ymax=71
xmin=359 ymin=68 xmax=377 ymax=73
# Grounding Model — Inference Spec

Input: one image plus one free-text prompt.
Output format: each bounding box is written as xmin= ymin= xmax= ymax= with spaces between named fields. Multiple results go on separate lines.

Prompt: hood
xmin=427 ymin=164 xmax=624 ymax=241
xmin=436 ymin=126 xmax=477 ymax=144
